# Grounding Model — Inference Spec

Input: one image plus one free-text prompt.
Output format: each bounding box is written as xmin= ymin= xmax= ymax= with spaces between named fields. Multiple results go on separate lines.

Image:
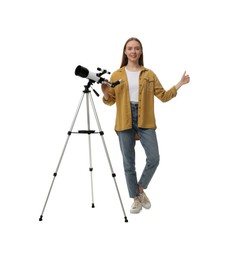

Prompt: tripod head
xmin=75 ymin=65 xmax=122 ymax=88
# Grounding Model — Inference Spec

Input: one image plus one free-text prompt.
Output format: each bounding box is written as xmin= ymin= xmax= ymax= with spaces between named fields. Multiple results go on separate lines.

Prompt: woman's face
xmin=124 ymin=40 xmax=142 ymax=64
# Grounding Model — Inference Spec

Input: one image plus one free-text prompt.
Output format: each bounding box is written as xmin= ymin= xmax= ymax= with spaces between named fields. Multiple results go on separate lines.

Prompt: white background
xmin=1 ymin=0 xmax=227 ymax=259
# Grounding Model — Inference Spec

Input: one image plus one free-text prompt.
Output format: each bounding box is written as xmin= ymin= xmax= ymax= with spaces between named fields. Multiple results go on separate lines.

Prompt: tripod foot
xmin=39 ymin=215 xmax=43 ymax=221
xmin=124 ymin=216 xmax=128 ymax=223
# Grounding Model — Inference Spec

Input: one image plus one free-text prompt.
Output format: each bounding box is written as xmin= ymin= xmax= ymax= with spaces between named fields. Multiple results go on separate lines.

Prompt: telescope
xmin=39 ymin=65 xmax=129 ymax=223
xmin=75 ymin=65 xmax=122 ymax=88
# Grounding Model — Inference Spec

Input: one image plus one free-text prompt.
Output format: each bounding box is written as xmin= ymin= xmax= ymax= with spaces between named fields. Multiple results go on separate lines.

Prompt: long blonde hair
xmin=120 ymin=37 xmax=144 ymax=68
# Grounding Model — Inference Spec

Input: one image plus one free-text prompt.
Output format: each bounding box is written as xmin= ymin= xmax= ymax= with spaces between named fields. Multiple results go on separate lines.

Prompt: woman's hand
xmin=180 ymin=71 xmax=190 ymax=85
xmin=175 ymin=71 xmax=190 ymax=90
xmin=101 ymin=82 xmax=110 ymax=100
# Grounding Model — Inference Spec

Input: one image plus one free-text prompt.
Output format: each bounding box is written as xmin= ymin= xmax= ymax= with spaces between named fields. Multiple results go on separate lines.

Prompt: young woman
xmin=101 ymin=37 xmax=190 ymax=214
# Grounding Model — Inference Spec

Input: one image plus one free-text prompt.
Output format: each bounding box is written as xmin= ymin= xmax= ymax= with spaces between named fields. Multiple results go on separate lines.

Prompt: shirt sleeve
xmin=154 ymin=74 xmax=177 ymax=102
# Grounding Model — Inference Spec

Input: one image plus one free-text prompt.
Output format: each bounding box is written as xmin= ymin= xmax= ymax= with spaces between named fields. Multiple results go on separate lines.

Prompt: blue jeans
xmin=118 ymin=103 xmax=160 ymax=198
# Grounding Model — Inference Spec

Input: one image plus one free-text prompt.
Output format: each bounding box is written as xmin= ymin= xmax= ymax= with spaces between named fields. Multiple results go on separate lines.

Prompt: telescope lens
xmin=75 ymin=65 xmax=89 ymax=78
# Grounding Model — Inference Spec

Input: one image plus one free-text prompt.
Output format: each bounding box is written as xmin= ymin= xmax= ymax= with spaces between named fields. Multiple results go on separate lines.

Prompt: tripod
xmin=39 ymin=79 xmax=128 ymax=222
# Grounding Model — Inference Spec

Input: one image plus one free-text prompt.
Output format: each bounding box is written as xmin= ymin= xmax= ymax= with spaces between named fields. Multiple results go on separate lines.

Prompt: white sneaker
xmin=130 ymin=197 xmax=142 ymax=214
xmin=139 ymin=191 xmax=151 ymax=209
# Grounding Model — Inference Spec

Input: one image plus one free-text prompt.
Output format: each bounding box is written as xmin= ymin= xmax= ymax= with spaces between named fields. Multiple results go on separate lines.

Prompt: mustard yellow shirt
xmin=103 ymin=66 xmax=177 ymax=132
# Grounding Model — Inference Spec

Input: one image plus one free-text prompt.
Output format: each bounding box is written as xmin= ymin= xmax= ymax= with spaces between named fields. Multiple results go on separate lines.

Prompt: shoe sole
xmin=142 ymin=204 xmax=151 ymax=209
xmin=130 ymin=207 xmax=142 ymax=214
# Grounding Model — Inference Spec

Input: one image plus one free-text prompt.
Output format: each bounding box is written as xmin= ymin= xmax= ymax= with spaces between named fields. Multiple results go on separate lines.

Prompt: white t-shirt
xmin=125 ymin=68 xmax=140 ymax=103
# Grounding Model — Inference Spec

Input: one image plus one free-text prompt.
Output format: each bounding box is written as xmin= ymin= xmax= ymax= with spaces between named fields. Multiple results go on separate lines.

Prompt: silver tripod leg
xmin=88 ymin=92 xmax=128 ymax=222
xmin=39 ymin=92 xmax=85 ymax=221
xmin=85 ymin=92 xmax=95 ymax=208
